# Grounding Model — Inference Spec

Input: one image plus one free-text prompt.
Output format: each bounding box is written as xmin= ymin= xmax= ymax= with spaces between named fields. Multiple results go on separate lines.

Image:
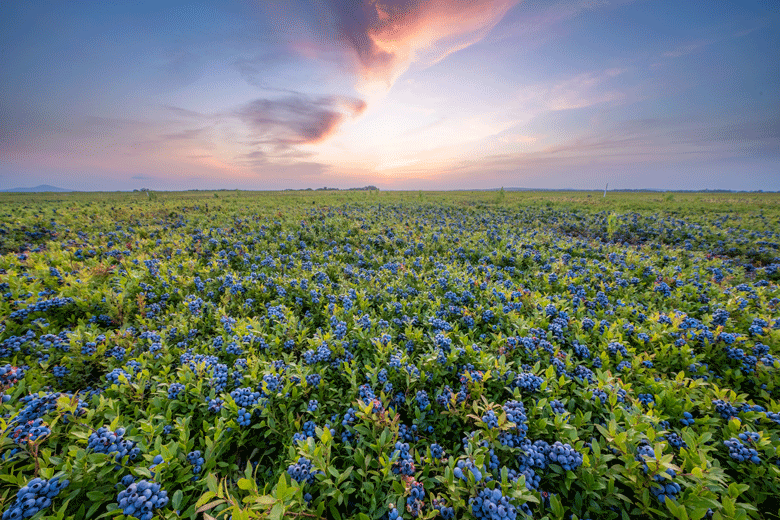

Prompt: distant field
xmin=1 ymin=191 xmax=778 ymax=520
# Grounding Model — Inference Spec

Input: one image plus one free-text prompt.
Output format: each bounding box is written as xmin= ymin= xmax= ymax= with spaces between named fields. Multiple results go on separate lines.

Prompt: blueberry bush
xmin=1 ymin=190 xmax=779 ymax=520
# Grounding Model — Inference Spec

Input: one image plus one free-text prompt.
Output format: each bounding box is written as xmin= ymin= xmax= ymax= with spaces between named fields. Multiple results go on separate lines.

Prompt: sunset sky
xmin=1 ymin=0 xmax=778 ymax=191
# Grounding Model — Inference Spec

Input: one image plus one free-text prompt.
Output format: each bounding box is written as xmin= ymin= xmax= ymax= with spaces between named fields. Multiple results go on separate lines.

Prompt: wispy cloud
xmin=488 ymin=0 xmax=633 ymax=44
xmin=545 ymin=68 xmax=628 ymax=110
xmin=447 ymin=113 xmax=780 ymax=178
xmin=499 ymin=134 xmax=541 ymax=144
xmin=161 ymin=128 xmax=208 ymax=141
xmin=233 ymin=47 xmax=340 ymax=95
xmin=161 ymin=105 xmax=207 ymax=119
xmin=399 ymin=116 xmax=449 ymax=137
xmin=661 ymin=24 xmax=766 ymax=59
xmin=516 ymin=67 xmax=629 ymax=112
xmin=663 ymin=39 xmax=715 ymax=58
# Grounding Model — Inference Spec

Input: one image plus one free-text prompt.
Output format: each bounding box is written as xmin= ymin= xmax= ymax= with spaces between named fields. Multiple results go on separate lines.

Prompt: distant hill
xmin=0 ymin=184 xmax=72 ymax=192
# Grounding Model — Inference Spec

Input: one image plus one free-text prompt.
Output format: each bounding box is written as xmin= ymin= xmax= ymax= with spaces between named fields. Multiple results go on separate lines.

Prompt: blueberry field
xmin=1 ymin=190 xmax=779 ymax=520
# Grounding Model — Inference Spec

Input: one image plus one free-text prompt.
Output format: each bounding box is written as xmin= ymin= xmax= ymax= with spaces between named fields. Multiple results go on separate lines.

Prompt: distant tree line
xmin=284 ymin=186 xmax=379 ymax=191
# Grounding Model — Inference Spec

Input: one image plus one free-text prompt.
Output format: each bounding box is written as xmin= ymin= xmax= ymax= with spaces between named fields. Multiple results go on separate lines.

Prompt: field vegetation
xmin=1 ymin=190 xmax=778 ymax=520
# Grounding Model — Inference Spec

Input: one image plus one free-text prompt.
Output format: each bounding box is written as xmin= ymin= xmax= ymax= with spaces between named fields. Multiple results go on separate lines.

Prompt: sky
xmin=1 ymin=0 xmax=778 ymax=191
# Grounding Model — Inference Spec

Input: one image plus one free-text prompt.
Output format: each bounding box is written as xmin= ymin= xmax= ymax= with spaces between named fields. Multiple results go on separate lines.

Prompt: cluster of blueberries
xmin=511 ymin=372 xmax=544 ymax=394
xmin=429 ymin=443 xmax=444 ymax=459
xmin=0 ymin=364 xmax=25 ymax=387
xmin=405 ymin=481 xmax=425 ymax=517
xmin=391 ymin=441 xmax=415 ymax=476
xmin=498 ymin=400 xmax=528 ymax=447
xmin=106 ymin=367 xmax=131 ymax=386
xmin=636 ymin=444 xmax=681 ymax=503
xmin=286 ymin=457 xmax=322 ymax=485
xmin=549 ymin=399 xmax=566 ymax=415
xmin=116 ymin=479 xmax=169 ymax=520
xmin=547 ymin=442 xmax=584 ymax=472
xmin=481 ymin=410 xmax=499 ymax=429
xmin=292 ymin=420 xmax=319 ymax=444
xmin=10 ymin=417 xmax=50 ymax=445
xmin=454 ymin=459 xmax=486 ymax=483
xmin=207 ymin=398 xmax=224 ymax=414
xmin=237 ymin=407 xmax=252 ymax=427
xmin=167 ymin=382 xmax=185 ymax=400
xmin=1 ymin=476 xmax=69 ymax=520
xmin=470 ymin=488 xmax=519 ymax=520
xmin=341 ymin=408 xmax=357 ymax=444
xmin=8 ymin=296 xmax=75 ymax=322
xmin=431 ymin=498 xmax=454 ymax=519
xmin=187 ymin=450 xmax=205 ymax=480
xmin=7 ymin=392 xmax=86 ymax=447
xmin=723 ymin=432 xmax=762 ymax=464
xmin=87 ymin=426 xmax=140 ymax=467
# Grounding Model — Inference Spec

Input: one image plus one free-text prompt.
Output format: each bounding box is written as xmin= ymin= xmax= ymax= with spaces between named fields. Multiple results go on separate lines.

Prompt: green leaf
xmin=595 ymin=423 xmax=612 ymax=441
xmin=550 ymin=493 xmax=565 ymax=519
xmin=206 ymin=473 xmax=219 ymax=494
xmin=255 ymin=495 xmax=277 ymax=507
xmin=338 ymin=466 xmax=353 ymax=484
xmin=172 ymin=490 xmax=183 ymax=510
xmin=277 ymin=473 xmax=288 ymax=498
xmin=268 ymin=502 xmax=285 ymax=520
xmin=86 ymin=501 xmax=102 ymax=519
xmin=196 ymin=491 xmax=216 ymax=508
xmin=196 ymin=499 xmax=225 ymax=514
xmin=329 ymin=502 xmax=344 ymax=520
xmin=723 ymin=496 xmax=736 ymax=517
xmin=86 ymin=491 xmax=104 ymax=502
xmin=666 ymin=497 xmax=689 ymax=520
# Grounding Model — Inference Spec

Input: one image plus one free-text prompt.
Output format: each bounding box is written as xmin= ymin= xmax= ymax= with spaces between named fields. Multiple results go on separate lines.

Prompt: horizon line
xmin=2 ymin=187 xmax=779 ymax=194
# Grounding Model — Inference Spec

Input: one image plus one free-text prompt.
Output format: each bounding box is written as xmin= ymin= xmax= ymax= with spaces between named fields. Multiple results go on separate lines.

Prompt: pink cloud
xmin=319 ymin=0 xmax=521 ymax=91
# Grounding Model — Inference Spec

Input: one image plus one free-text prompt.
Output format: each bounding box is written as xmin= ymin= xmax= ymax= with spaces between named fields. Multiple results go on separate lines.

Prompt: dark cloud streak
xmin=235 ymin=94 xmax=365 ymax=148
xmin=161 ymin=128 xmax=207 ymax=141
xmin=161 ymin=105 xmax=207 ymax=119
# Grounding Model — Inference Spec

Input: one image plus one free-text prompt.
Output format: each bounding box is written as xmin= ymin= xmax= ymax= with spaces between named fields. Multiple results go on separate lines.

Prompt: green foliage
xmin=607 ymin=212 xmax=619 ymax=240
xmin=0 ymin=190 xmax=778 ymax=520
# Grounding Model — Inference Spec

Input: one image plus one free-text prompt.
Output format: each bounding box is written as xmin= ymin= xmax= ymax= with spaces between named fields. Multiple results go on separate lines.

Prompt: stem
xmin=265 ymin=509 xmax=324 ymax=520
xmin=31 ymin=442 xmax=41 ymax=477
